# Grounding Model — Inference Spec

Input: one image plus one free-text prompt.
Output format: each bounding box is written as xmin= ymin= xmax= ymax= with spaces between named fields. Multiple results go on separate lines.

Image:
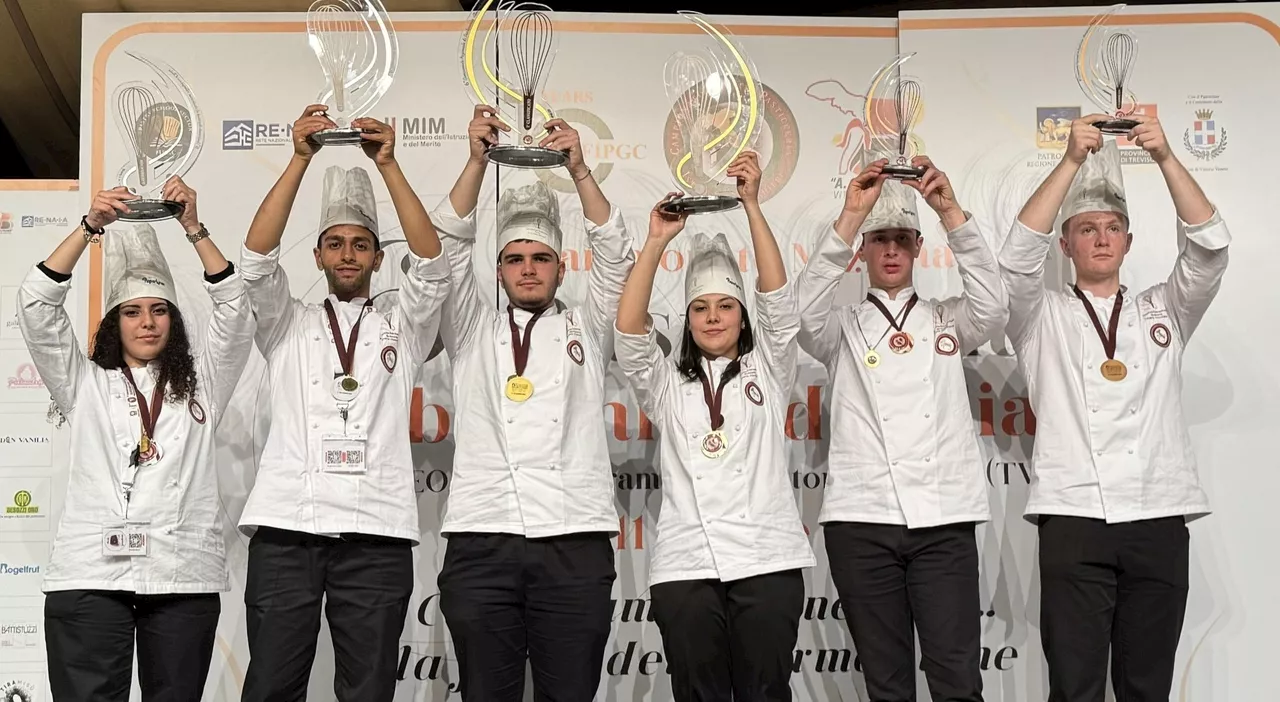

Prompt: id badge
xmin=102 ymin=524 xmax=150 ymax=557
xmin=321 ymin=434 xmax=368 ymax=474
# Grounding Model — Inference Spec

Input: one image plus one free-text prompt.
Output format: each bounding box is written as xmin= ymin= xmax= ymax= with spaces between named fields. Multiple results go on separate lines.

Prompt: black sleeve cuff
xmin=204 ymin=262 xmax=235 ymax=284
xmin=37 ymin=262 xmax=72 ymax=283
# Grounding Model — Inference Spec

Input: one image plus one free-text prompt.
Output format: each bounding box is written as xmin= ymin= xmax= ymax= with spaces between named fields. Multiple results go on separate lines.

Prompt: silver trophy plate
xmin=658 ymin=195 xmax=742 ymax=216
xmin=1091 ymin=117 xmax=1139 ymax=135
xmin=882 ymin=164 xmax=927 ymax=180
xmin=484 ymin=144 xmax=569 ymax=169
xmin=309 ymin=127 xmax=367 ymax=146
xmin=117 ymin=199 xmax=185 ymax=222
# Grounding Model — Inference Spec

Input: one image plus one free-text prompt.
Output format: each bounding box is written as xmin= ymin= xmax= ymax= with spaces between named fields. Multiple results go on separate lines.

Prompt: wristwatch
xmin=186 ymin=223 xmax=210 ymax=244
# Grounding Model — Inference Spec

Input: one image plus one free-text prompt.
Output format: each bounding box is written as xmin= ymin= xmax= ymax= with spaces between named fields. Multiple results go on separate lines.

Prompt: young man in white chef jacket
xmin=426 ymin=105 xmax=633 ymax=701
xmin=1000 ymin=113 xmax=1228 ymax=702
xmin=797 ymin=155 xmax=1006 ymax=702
xmin=237 ymin=105 xmax=450 ymax=702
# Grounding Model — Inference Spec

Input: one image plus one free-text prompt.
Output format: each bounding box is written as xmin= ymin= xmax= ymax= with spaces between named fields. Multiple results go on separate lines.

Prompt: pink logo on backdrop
xmin=8 ymin=363 xmax=43 ymax=389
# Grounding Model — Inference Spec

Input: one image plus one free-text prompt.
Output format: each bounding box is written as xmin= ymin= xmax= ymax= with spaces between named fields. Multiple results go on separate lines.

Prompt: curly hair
xmin=89 ymin=303 xmax=198 ymax=403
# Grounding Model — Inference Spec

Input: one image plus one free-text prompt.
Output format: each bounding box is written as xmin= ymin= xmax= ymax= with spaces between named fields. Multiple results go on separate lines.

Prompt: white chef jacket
xmin=999 ymin=211 xmax=1230 ymax=524
xmin=616 ymin=282 xmax=815 ymax=586
xmin=17 ymin=264 xmax=254 ymax=594
xmin=238 ymin=242 xmax=450 ymax=543
xmin=797 ymin=216 xmax=1005 ymax=528
xmin=429 ymin=199 xmax=633 ymax=538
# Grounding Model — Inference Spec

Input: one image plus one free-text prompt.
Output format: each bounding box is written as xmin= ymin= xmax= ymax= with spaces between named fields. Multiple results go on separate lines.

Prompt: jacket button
xmin=311 ymin=423 xmax=318 ymax=429
xmin=500 ymin=339 xmax=508 ymax=345
xmin=925 ymin=457 xmax=931 ymax=462
xmin=1130 ymin=407 xmax=1137 ymax=414
xmin=1128 ymin=449 xmax=1134 ymax=454
xmin=1133 ymin=363 xmax=1141 ymax=369
xmin=924 ymin=413 xmax=930 ymax=419
xmin=507 ymin=417 xmax=514 ymax=424
xmin=312 ymin=379 xmax=319 ymax=385
xmin=1091 ymin=407 xmax=1098 ymax=413
xmin=892 ymin=460 xmax=898 ymax=466
xmin=1096 ymin=450 xmax=1103 ymax=456
xmin=696 ymin=475 xmax=702 ymax=480
xmin=554 ymin=337 xmax=561 ymax=342
xmin=552 ymin=417 xmax=559 ymax=423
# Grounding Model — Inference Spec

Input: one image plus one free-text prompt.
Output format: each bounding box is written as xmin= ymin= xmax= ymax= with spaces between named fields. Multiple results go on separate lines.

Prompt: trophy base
xmin=658 ymin=195 xmax=742 ymax=216
xmin=485 ymin=145 xmax=570 ymax=169
xmin=882 ymin=164 xmax=927 ymax=180
xmin=117 ymin=199 xmax=184 ymax=222
xmin=309 ymin=127 xmax=367 ymax=146
xmin=1092 ymin=118 xmax=1139 ymax=135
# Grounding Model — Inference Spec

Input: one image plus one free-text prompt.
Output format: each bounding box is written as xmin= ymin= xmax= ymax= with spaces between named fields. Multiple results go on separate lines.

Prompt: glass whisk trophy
xmin=864 ymin=52 xmax=927 ymax=180
xmin=657 ymin=11 xmax=763 ymax=215
xmin=1076 ymin=4 xmax=1140 ymax=135
xmin=306 ymin=0 xmax=398 ymax=146
xmin=460 ymin=0 xmax=566 ymax=168
xmin=109 ymin=52 xmax=204 ymax=222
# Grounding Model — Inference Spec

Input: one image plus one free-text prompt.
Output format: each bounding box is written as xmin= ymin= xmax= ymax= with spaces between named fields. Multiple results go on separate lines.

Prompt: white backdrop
xmin=0 ymin=181 xmax=83 ymax=702
xmin=0 ymin=4 xmax=1270 ymax=701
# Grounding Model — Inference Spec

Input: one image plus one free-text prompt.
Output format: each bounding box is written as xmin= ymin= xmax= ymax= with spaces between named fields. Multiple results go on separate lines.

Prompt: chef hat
xmin=684 ymin=232 xmax=745 ymax=307
xmin=1057 ymin=140 xmax=1128 ymax=233
xmin=858 ymin=178 xmax=920 ymax=236
xmin=497 ymin=181 xmax=562 ymax=255
xmin=318 ymin=165 xmax=379 ymax=244
xmin=104 ymin=223 xmax=176 ymax=311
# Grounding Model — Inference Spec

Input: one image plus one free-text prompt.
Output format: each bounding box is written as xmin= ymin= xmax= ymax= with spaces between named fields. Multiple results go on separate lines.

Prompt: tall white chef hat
xmin=684 ymin=232 xmax=745 ymax=307
xmin=497 ymin=181 xmax=562 ymax=255
xmin=1057 ymin=140 xmax=1128 ymax=233
xmin=318 ymin=165 xmax=379 ymax=245
xmin=104 ymin=223 xmax=176 ymax=311
xmin=858 ymin=178 xmax=921 ymax=237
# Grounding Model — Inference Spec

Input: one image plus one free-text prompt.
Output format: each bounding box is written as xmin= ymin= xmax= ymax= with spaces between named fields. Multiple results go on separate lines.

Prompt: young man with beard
xmin=237 ymin=105 xmax=450 ymax=702
xmin=1000 ymin=114 xmax=1228 ymax=702
xmin=797 ymin=155 xmax=1006 ymax=702
xmin=426 ymin=105 xmax=633 ymax=701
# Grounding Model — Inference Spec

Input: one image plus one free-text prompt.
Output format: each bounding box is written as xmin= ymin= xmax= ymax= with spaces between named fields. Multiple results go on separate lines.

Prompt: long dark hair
xmin=89 ymin=303 xmax=198 ymax=403
xmin=676 ymin=305 xmax=756 ymax=384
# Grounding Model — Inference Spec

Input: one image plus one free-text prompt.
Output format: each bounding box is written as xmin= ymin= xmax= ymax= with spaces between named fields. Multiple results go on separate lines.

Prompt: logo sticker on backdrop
xmin=1035 ymin=106 xmax=1080 ymax=149
xmin=935 ymin=333 xmax=959 ymax=356
xmin=744 ymin=381 xmax=763 ymax=406
xmin=1150 ymin=323 xmax=1171 ymax=348
xmin=188 ymin=398 xmax=206 ymax=424
xmin=0 ymin=680 xmax=35 ymax=702
xmin=662 ymin=82 xmax=800 ymax=204
xmin=566 ymin=339 xmax=585 ymax=366
xmin=382 ymin=346 xmax=398 ymax=373
xmin=1183 ymin=108 xmax=1227 ymax=161
xmin=534 ymin=107 xmax=649 ymax=194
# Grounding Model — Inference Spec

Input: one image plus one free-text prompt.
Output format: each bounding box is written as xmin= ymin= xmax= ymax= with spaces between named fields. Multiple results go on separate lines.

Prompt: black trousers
xmin=241 ymin=527 xmax=415 ymax=702
xmin=44 ymin=589 xmax=221 ymax=702
xmin=437 ymin=531 xmax=616 ymax=702
xmin=1039 ymin=515 xmax=1190 ymax=702
xmin=650 ymin=570 xmax=805 ymax=702
xmin=825 ymin=521 xmax=984 ymax=702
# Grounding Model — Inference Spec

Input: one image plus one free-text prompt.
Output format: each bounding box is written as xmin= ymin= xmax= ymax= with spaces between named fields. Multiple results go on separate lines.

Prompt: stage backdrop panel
xmin=900 ymin=4 xmax=1280 ymax=701
xmin=0 ymin=180 xmax=83 ymax=702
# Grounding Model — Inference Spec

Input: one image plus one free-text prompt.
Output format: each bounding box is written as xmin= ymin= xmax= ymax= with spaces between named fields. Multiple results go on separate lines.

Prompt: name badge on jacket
xmin=322 ymin=435 xmax=368 ymax=474
xmin=102 ymin=524 xmax=149 ymax=557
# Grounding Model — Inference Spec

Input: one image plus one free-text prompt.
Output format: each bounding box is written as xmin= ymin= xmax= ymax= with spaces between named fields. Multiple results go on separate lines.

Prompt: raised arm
xmin=999 ymin=116 xmax=1103 ymax=346
xmin=905 ymin=157 xmax=1008 ymax=352
xmin=239 ymin=105 xmax=333 ymax=354
xmin=353 ymin=118 xmax=452 ymax=363
xmin=544 ymin=120 xmax=635 ymax=360
xmin=796 ymin=160 xmax=888 ymax=365
xmin=15 ymin=188 xmax=134 ymax=415
xmin=615 ymin=196 xmax=687 ymax=419
xmin=165 ymin=177 xmax=255 ymax=419
xmin=1129 ymin=114 xmax=1229 ymax=340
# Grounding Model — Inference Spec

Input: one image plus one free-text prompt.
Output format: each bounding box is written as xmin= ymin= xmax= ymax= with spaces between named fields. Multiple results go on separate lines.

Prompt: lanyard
xmin=121 ymin=366 xmax=165 ymax=516
xmin=507 ymin=305 xmax=547 ymax=378
xmin=323 ymin=298 xmax=374 ymax=379
xmin=854 ymin=292 xmax=919 ymax=350
xmin=698 ymin=364 xmax=733 ymax=431
xmin=1071 ymin=285 xmax=1124 ymax=359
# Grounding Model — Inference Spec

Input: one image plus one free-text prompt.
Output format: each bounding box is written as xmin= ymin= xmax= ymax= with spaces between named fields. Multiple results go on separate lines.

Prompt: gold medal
xmin=139 ymin=434 xmax=150 ymax=454
xmin=340 ymin=375 xmax=359 ymax=392
xmin=505 ymin=375 xmax=534 ymax=402
xmin=888 ymin=331 xmax=914 ymax=354
xmin=864 ymin=350 xmax=881 ymax=369
xmin=1100 ymin=359 xmax=1128 ymax=381
xmin=701 ymin=430 xmax=728 ymax=459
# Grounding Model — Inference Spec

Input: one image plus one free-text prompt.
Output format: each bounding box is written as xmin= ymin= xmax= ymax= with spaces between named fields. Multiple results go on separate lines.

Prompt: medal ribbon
xmin=699 ymin=365 xmax=733 ymax=431
xmin=507 ymin=305 xmax=547 ymax=378
xmin=323 ymin=299 xmax=374 ymax=378
xmin=866 ymin=292 xmax=919 ymax=332
xmin=1071 ymin=286 xmax=1123 ymax=360
xmin=122 ymin=366 xmax=164 ymax=449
